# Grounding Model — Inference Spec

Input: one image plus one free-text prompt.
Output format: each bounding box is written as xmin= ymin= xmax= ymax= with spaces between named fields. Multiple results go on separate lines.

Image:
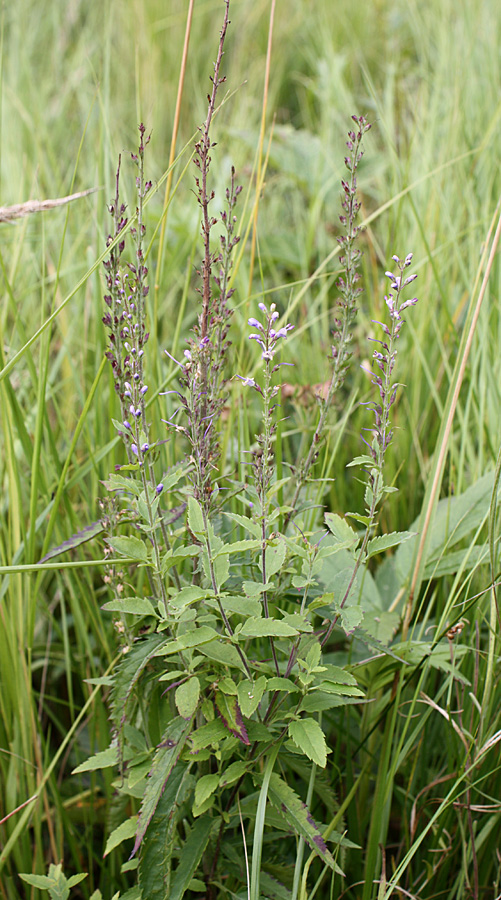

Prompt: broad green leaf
xmin=424 ymin=544 xmax=489 ymax=579
xmin=223 ymin=511 xmax=262 ymax=537
xmin=169 ymin=586 xmax=210 ymax=611
xmin=104 ymin=817 xmax=138 ymax=856
xmin=194 ymin=773 xmax=220 ymax=807
xmin=190 ymin=719 xmax=227 ymax=752
xmin=133 ymin=718 xmax=193 ymax=856
xmin=366 ymin=531 xmax=415 ymax=560
xmin=237 ymin=676 xmax=267 ymax=717
xmin=219 ymin=760 xmax=247 ymax=787
xmin=305 ymin=641 xmax=322 ymax=669
xmin=214 ymin=690 xmax=249 ymax=744
xmin=222 ymin=595 xmax=262 ymax=617
xmin=101 ymin=598 xmax=157 ymax=616
xmin=266 ymin=774 xmax=341 ymax=873
xmin=168 ymin=816 xmax=213 ymax=900
xmin=218 ymin=676 xmax=238 ymax=695
xmin=280 ymin=613 xmax=313 ymax=632
xmin=106 ymin=535 xmax=149 ymax=562
xmin=288 ymin=718 xmax=329 ymax=767
xmin=312 ymin=682 xmax=364 ymax=697
xmin=346 ymin=454 xmax=376 ymax=468
xmin=102 ymin=473 xmax=143 ymax=496
xmin=318 ymin=664 xmax=358 ymax=686
xmin=198 ymin=639 xmax=249 ymax=674
xmin=238 ymin=617 xmax=298 ymax=638
xmin=324 ymin=513 xmax=358 ymax=545
xmin=72 ymin=745 xmax=125 ymax=774
xmin=188 ymin=496 xmax=205 ymax=536
xmin=243 ymin=580 xmax=274 ymax=598
xmin=215 ymin=539 xmax=262 ymax=556
xmin=175 ymin=678 xmax=200 ymax=719
xmin=339 ymin=605 xmax=364 ymax=633
xmin=157 ymin=626 xmax=219 ymax=654
xmin=267 ymin=677 xmax=298 ymax=693
xmin=261 ymin=539 xmax=286 ymax=578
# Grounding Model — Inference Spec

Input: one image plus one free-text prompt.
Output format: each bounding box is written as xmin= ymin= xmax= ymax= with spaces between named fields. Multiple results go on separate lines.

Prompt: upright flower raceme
xmin=364 ymin=253 xmax=418 ymax=511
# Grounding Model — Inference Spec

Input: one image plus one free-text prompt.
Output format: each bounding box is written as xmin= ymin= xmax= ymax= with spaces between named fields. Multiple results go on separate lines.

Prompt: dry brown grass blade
xmin=0 ymin=188 xmax=97 ymax=223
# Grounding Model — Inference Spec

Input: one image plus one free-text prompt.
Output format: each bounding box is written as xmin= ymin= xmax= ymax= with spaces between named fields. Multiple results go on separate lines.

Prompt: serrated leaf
xmin=175 ymin=678 xmax=200 ymax=719
xmin=237 ymin=676 xmax=267 ymax=717
xmin=239 ymin=617 xmax=298 ymax=638
xmin=288 ymin=718 xmax=329 ymax=767
xmin=346 ymin=454 xmax=375 ymax=468
xmin=157 ymin=626 xmax=219 ymax=654
xmin=223 ymin=511 xmax=262 ymax=537
xmin=215 ymin=539 xmax=262 ymax=556
xmin=345 ymin=512 xmax=372 ymax=526
xmin=101 ymin=598 xmax=157 ymax=616
xmin=217 ymin=676 xmax=238 ymax=695
xmin=190 ymin=719 xmax=227 ymax=752
xmin=72 ymin=745 xmax=120 ymax=774
xmin=188 ymin=496 xmax=205 ymax=536
xmin=198 ymin=639 xmax=249 ymax=674
xmin=103 ymin=473 xmax=143 ymax=496
xmin=219 ymin=760 xmax=247 ymax=787
xmin=261 ymin=539 xmax=286 ymax=578
xmin=169 ymin=586 xmax=210 ymax=611
xmin=339 ymin=605 xmax=364 ymax=633
xmin=138 ymin=765 xmax=191 ymax=900
xmin=267 ymin=677 xmax=299 ymax=693
xmin=132 ymin=717 xmax=193 ymax=856
xmin=267 ymin=774 xmax=341 ymax=873
xmin=168 ymin=817 xmax=213 ymax=900
xmin=38 ymin=520 xmax=105 ymax=564
xmin=366 ymin=531 xmax=415 ymax=560
xmin=214 ymin=690 xmax=249 ymax=744
xmin=194 ymin=773 xmax=220 ymax=807
xmin=106 ymin=535 xmax=149 ymax=562
xmin=319 ymin=664 xmax=357 ymax=686
xmin=104 ymin=817 xmax=138 ymax=856
xmin=324 ymin=513 xmax=358 ymax=545
xmin=222 ymin=595 xmax=262 ymax=617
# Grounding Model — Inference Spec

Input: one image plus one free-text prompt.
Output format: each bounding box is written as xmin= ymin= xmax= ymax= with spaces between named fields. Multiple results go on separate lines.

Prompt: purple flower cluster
xmin=367 ymin=253 xmax=418 ymax=464
xmin=236 ymin=302 xmax=294 ymax=392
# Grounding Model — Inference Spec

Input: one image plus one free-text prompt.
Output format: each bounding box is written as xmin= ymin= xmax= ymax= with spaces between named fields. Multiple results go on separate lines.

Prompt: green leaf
xmin=72 ymin=745 xmax=120 ymax=774
xmin=133 ymin=717 xmax=193 ymax=856
xmin=267 ymin=677 xmax=298 ymax=693
xmin=198 ymin=639 xmax=249 ymax=674
xmin=104 ymin=817 xmax=138 ymax=856
xmin=219 ymin=760 xmax=247 ymax=787
xmin=101 ymin=598 xmax=157 ymax=616
xmin=215 ymin=539 xmax=262 ymax=556
xmin=175 ymin=678 xmax=200 ymax=719
xmin=157 ymin=626 xmax=219 ymax=654
xmin=194 ymin=773 xmax=220 ymax=807
xmin=188 ymin=496 xmax=205 ymax=536
xmin=345 ymin=512 xmax=372 ymax=526
xmin=318 ymin=664 xmax=358 ymax=686
xmin=238 ymin=617 xmax=298 ymax=638
xmin=106 ymin=535 xmax=149 ymax=562
xmin=223 ymin=512 xmax=262 ymax=537
xmin=237 ymin=676 xmax=267 ymax=717
xmin=267 ymin=774 xmax=341 ymax=873
xmin=39 ymin=520 xmax=104 ymax=564
xmin=288 ymin=718 xmax=329 ymax=767
xmin=366 ymin=531 xmax=415 ymax=560
xmin=169 ymin=586 xmax=211 ymax=611
xmin=338 ymin=605 xmax=364 ymax=633
xmin=222 ymin=595 xmax=263 ymax=617
xmin=346 ymin=454 xmax=376 ymax=468
xmin=280 ymin=613 xmax=313 ymax=632
xmin=190 ymin=719 xmax=227 ymax=752
xmin=138 ymin=765 xmax=191 ymax=900
xmin=103 ymin=473 xmax=143 ymax=496
xmin=214 ymin=690 xmax=250 ymax=744
xmin=261 ymin=539 xmax=286 ymax=578
xmin=324 ymin=513 xmax=358 ymax=545
xmin=168 ymin=817 xmax=213 ymax=900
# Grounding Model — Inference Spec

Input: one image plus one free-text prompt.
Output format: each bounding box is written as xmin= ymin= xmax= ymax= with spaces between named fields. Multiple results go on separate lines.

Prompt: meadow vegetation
xmin=1 ymin=1 xmax=501 ymax=898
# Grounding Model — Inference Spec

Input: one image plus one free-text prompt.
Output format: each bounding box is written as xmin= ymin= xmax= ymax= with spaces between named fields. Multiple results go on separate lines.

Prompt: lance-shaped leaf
xmin=288 ymin=717 xmax=329 ymax=767
xmin=138 ymin=764 xmax=192 ymax=900
xmin=267 ymin=774 xmax=343 ymax=874
xmin=168 ymin=816 xmax=213 ymax=900
xmin=39 ymin=520 xmax=104 ymax=563
xmin=132 ymin=717 xmax=193 ymax=857
xmin=214 ymin=690 xmax=249 ymax=744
